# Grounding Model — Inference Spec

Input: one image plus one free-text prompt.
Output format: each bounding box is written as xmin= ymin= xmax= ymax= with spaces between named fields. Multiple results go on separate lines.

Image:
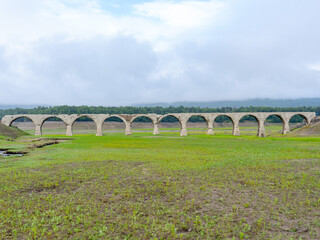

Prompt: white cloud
xmin=0 ymin=0 xmax=227 ymax=52
xmin=133 ymin=1 xmax=225 ymax=28
xmin=0 ymin=0 xmax=320 ymax=106
xmin=308 ymin=63 xmax=320 ymax=71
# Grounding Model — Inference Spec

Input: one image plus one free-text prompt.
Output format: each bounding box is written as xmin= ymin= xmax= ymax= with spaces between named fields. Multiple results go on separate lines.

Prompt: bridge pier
xmin=257 ymin=121 xmax=266 ymax=137
xmin=180 ymin=118 xmax=188 ymax=136
xmin=35 ymin=125 xmax=42 ymax=136
xmin=96 ymin=123 xmax=103 ymax=136
xmin=306 ymin=118 xmax=311 ymax=125
xmin=232 ymin=120 xmax=240 ymax=136
xmin=66 ymin=124 xmax=73 ymax=136
xmin=180 ymin=128 xmax=188 ymax=136
xmin=153 ymin=122 xmax=160 ymax=135
xmin=282 ymin=120 xmax=290 ymax=134
xmin=206 ymin=119 xmax=214 ymax=135
xmin=125 ymin=123 xmax=131 ymax=135
xmin=207 ymin=128 xmax=214 ymax=135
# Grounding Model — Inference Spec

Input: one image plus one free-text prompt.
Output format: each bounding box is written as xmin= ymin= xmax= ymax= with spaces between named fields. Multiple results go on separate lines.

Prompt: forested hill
xmin=0 ymin=105 xmax=319 ymax=121
xmin=133 ymin=98 xmax=320 ymax=108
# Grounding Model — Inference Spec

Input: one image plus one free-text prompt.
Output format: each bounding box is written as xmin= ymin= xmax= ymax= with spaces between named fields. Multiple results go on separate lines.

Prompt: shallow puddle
xmin=0 ymin=151 xmax=24 ymax=157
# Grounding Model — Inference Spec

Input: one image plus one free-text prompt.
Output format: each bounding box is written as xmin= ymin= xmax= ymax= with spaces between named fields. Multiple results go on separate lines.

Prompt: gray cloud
xmin=151 ymin=0 xmax=320 ymax=102
xmin=0 ymin=36 xmax=158 ymax=105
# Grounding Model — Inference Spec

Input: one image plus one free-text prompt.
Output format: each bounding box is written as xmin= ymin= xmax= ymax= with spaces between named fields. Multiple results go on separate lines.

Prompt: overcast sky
xmin=0 ymin=0 xmax=319 ymax=106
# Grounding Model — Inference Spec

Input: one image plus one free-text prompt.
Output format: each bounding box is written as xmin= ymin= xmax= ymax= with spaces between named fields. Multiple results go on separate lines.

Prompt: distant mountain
xmin=0 ymin=105 xmax=46 ymax=110
xmin=133 ymin=98 xmax=320 ymax=108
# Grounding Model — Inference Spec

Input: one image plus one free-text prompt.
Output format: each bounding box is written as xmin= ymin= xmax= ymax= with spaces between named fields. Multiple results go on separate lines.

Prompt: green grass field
xmin=0 ymin=131 xmax=320 ymax=239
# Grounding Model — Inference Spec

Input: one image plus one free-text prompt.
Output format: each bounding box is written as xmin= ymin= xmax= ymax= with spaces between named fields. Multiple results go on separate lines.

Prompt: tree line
xmin=1 ymin=105 xmax=319 ymax=123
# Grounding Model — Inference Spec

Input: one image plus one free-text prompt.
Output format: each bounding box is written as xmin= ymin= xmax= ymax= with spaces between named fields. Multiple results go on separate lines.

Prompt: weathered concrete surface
xmin=1 ymin=112 xmax=316 ymax=137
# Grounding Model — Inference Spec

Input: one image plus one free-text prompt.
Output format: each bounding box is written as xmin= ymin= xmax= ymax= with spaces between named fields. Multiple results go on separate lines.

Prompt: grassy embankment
xmin=0 ymin=123 xmax=29 ymax=140
xmin=0 ymin=127 xmax=320 ymax=239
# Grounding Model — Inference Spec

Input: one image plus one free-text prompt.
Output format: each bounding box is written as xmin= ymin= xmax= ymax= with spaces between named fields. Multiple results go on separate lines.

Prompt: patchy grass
xmin=0 ymin=132 xmax=320 ymax=239
xmin=0 ymin=123 xmax=29 ymax=139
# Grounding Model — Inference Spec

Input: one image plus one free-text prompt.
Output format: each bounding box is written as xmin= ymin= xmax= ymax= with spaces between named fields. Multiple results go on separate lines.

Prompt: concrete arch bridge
xmin=1 ymin=112 xmax=316 ymax=137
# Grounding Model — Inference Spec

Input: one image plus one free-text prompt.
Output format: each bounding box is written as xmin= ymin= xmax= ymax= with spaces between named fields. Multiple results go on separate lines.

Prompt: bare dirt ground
xmin=291 ymin=121 xmax=320 ymax=136
xmin=12 ymin=121 xmax=274 ymax=130
xmin=12 ymin=121 xmax=209 ymax=132
xmin=11 ymin=121 xmax=301 ymax=135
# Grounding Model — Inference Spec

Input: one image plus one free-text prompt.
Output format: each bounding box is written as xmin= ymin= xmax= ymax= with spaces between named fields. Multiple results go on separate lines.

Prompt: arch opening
xmin=103 ymin=116 xmax=126 ymax=134
xmin=186 ymin=115 xmax=207 ymax=135
xmin=239 ymin=115 xmax=259 ymax=136
xmin=131 ymin=116 xmax=153 ymax=133
xmin=42 ymin=117 xmax=66 ymax=135
xmin=10 ymin=117 xmax=35 ymax=135
xmin=214 ymin=115 xmax=234 ymax=135
xmin=289 ymin=114 xmax=307 ymax=131
xmin=159 ymin=115 xmax=181 ymax=135
xmin=264 ymin=115 xmax=284 ymax=136
xmin=72 ymin=116 xmax=96 ymax=135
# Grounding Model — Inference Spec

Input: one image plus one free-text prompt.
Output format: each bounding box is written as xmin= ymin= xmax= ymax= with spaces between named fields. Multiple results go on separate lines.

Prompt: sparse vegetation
xmin=0 ymin=127 xmax=319 ymax=239
xmin=0 ymin=114 xmax=319 ymax=240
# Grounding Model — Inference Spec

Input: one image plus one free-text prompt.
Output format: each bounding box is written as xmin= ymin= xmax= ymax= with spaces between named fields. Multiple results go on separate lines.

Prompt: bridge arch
xmin=239 ymin=114 xmax=260 ymax=136
xmin=71 ymin=115 xmax=97 ymax=135
xmin=213 ymin=114 xmax=235 ymax=135
xmin=186 ymin=114 xmax=209 ymax=135
xmin=186 ymin=114 xmax=208 ymax=122
xmin=157 ymin=114 xmax=181 ymax=123
xmin=6 ymin=114 xmax=41 ymax=135
xmin=102 ymin=115 xmax=129 ymax=135
xmin=40 ymin=116 xmax=67 ymax=135
xmin=130 ymin=115 xmax=155 ymax=134
xmin=8 ymin=115 xmax=36 ymax=127
xmin=289 ymin=113 xmax=309 ymax=130
xmin=158 ymin=114 xmax=182 ymax=135
xmin=41 ymin=116 xmax=67 ymax=126
xmin=130 ymin=114 xmax=155 ymax=124
xmin=214 ymin=114 xmax=235 ymax=124
xmin=103 ymin=115 xmax=127 ymax=124
xmin=9 ymin=116 xmax=36 ymax=134
xmin=264 ymin=114 xmax=285 ymax=135
xmin=71 ymin=115 xmax=98 ymax=125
